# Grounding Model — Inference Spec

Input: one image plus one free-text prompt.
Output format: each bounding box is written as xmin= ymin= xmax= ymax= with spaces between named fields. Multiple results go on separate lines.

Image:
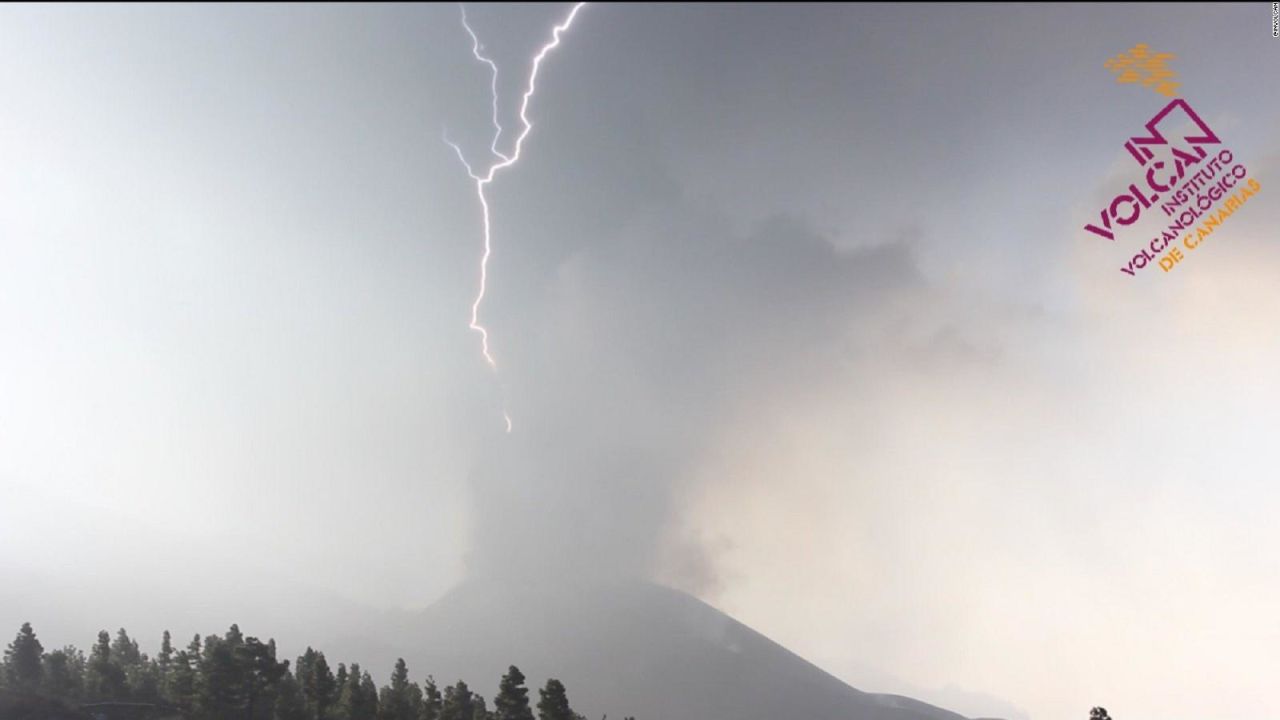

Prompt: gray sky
xmin=2 ymin=4 xmax=1278 ymax=720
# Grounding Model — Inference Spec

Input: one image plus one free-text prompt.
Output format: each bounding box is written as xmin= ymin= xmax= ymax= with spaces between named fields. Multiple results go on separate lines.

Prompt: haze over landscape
xmin=2 ymin=5 xmax=1279 ymax=720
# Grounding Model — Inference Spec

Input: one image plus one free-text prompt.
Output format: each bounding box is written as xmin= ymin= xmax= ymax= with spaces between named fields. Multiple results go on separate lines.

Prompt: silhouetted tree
xmin=171 ymin=647 xmax=197 ymax=712
xmin=41 ymin=647 xmax=85 ymax=701
xmin=111 ymin=629 xmax=142 ymax=667
xmin=132 ymin=659 xmax=161 ymax=703
xmin=108 ymin=627 xmax=159 ymax=701
xmin=379 ymin=658 xmax=423 ymax=720
xmin=238 ymin=636 xmax=287 ymax=720
xmin=197 ymin=634 xmax=243 ymax=718
xmin=157 ymin=630 xmax=174 ymax=697
xmin=296 ymin=648 xmax=316 ymax=706
xmin=360 ymin=672 xmax=381 ymax=720
xmin=276 ymin=670 xmax=310 ymax=720
xmin=0 ymin=622 xmax=639 ymax=720
xmin=440 ymin=681 xmax=475 ymax=720
xmin=493 ymin=666 xmax=533 ymax=720
xmin=340 ymin=663 xmax=378 ymax=720
xmin=536 ymin=679 xmax=575 ymax=720
xmin=306 ymin=651 xmax=337 ymax=720
xmin=3 ymin=622 xmax=44 ymax=692
xmin=87 ymin=630 xmax=127 ymax=700
xmin=420 ymin=676 xmax=443 ymax=720
xmin=188 ymin=634 xmax=203 ymax=662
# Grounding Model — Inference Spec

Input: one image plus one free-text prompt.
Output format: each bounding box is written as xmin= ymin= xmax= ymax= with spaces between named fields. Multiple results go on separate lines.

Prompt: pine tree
xmin=440 ymin=681 xmax=475 ymax=720
xmin=237 ymin=636 xmax=286 ymax=720
xmin=224 ymin=624 xmax=244 ymax=648
xmin=197 ymin=634 xmax=243 ymax=718
xmin=276 ymin=669 xmax=310 ymax=720
xmin=359 ymin=671 xmax=381 ymax=720
xmin=157 ymin=630 xmax=174 ymax=698
xmin=171 ymin=649 xmax=196 ymax=712
xmin=108 ymin=627 xmax=157 ymax=700
xmin=295 ymin=649 xmax=313 ymax=686
xmin=307 ymin=651 xmax=337 ymax=720
xmin=379 ymin=658 xmax=423 ymax=720
xmin=3 ymin=622 xmax=44 ymax=693
xmin=87 ymin=630 xmax=127 ymax=700
xmin=296 ymin=648 xmax=317 ymax=717
xmin=41 ymin=646 xmax=86 ymax=701
xmin=493 ymin=667 xmax=534 ymax=720
xmin=336 ymin=663 xmax=360 ymax=720
xmin=420 ymin=676 xmax=443 ymax=720
xmin=536 ymin=679 xmax=575 ymax=720
xmin=0 ymin=622 xmax=634 ymax=720
xmin=378 ymin=683 xmax=395 ymax=720
xmin=111 ymin=628 xmax=141 ymax=667
xmin=130 ymin=658 xmax=161 ymax=702
xmin=187 ymin=634 xmax=203 ymax=666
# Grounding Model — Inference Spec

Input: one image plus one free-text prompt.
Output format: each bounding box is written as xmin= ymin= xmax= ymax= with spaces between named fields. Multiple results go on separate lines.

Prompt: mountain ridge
xmin=324 ymin=577 xmax=978 ymax=720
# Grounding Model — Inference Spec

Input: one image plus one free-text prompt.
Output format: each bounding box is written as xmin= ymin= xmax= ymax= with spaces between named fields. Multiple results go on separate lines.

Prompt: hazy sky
xmin=2 ymin=4 xmax=1278 ymax=720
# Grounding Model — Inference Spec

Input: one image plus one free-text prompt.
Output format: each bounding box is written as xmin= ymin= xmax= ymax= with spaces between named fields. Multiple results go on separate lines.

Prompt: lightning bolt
xmin=459 ymin=5 xmax=510 ymax=163
xmin=445 ymin=1 xmax=588 ymax=433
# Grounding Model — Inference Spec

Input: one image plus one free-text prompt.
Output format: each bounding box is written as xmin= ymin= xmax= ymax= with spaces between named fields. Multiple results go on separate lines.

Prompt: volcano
xmin=326 ymin=578 xmax=972 ymax=720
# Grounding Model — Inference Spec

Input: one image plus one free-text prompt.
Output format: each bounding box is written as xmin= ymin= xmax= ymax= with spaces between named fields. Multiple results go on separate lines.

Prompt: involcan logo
xmin=1086 ymin=46 xmax=1262 ymax=277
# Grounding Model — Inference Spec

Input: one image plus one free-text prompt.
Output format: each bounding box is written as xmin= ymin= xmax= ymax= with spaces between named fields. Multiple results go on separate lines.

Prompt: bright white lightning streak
xmin=446 ymin=2 xmax=588 ymax=433
xmin=459 ymin=6 xmax=510 ymax=163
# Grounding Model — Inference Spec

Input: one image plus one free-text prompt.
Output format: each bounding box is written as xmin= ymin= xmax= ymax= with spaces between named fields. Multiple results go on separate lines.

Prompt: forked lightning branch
xmin=445 ymin=2 xmax=588 ymax=433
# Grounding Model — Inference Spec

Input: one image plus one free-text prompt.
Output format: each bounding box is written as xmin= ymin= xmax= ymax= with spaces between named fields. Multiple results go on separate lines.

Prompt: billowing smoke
xmin=449 ymin=6 xmax=936 ymax=591
xmin=462 ymin=163 xmax=924 ymax=591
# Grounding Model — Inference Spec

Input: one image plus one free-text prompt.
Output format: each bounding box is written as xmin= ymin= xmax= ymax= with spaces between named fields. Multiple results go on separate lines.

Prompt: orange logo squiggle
xmin=1104 ymin=43 xmax=1179 ymax=98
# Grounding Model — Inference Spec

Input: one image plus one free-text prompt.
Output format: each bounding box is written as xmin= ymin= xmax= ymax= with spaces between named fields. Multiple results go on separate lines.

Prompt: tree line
xmin=1 ymin=621 xmax=631 ymax=720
